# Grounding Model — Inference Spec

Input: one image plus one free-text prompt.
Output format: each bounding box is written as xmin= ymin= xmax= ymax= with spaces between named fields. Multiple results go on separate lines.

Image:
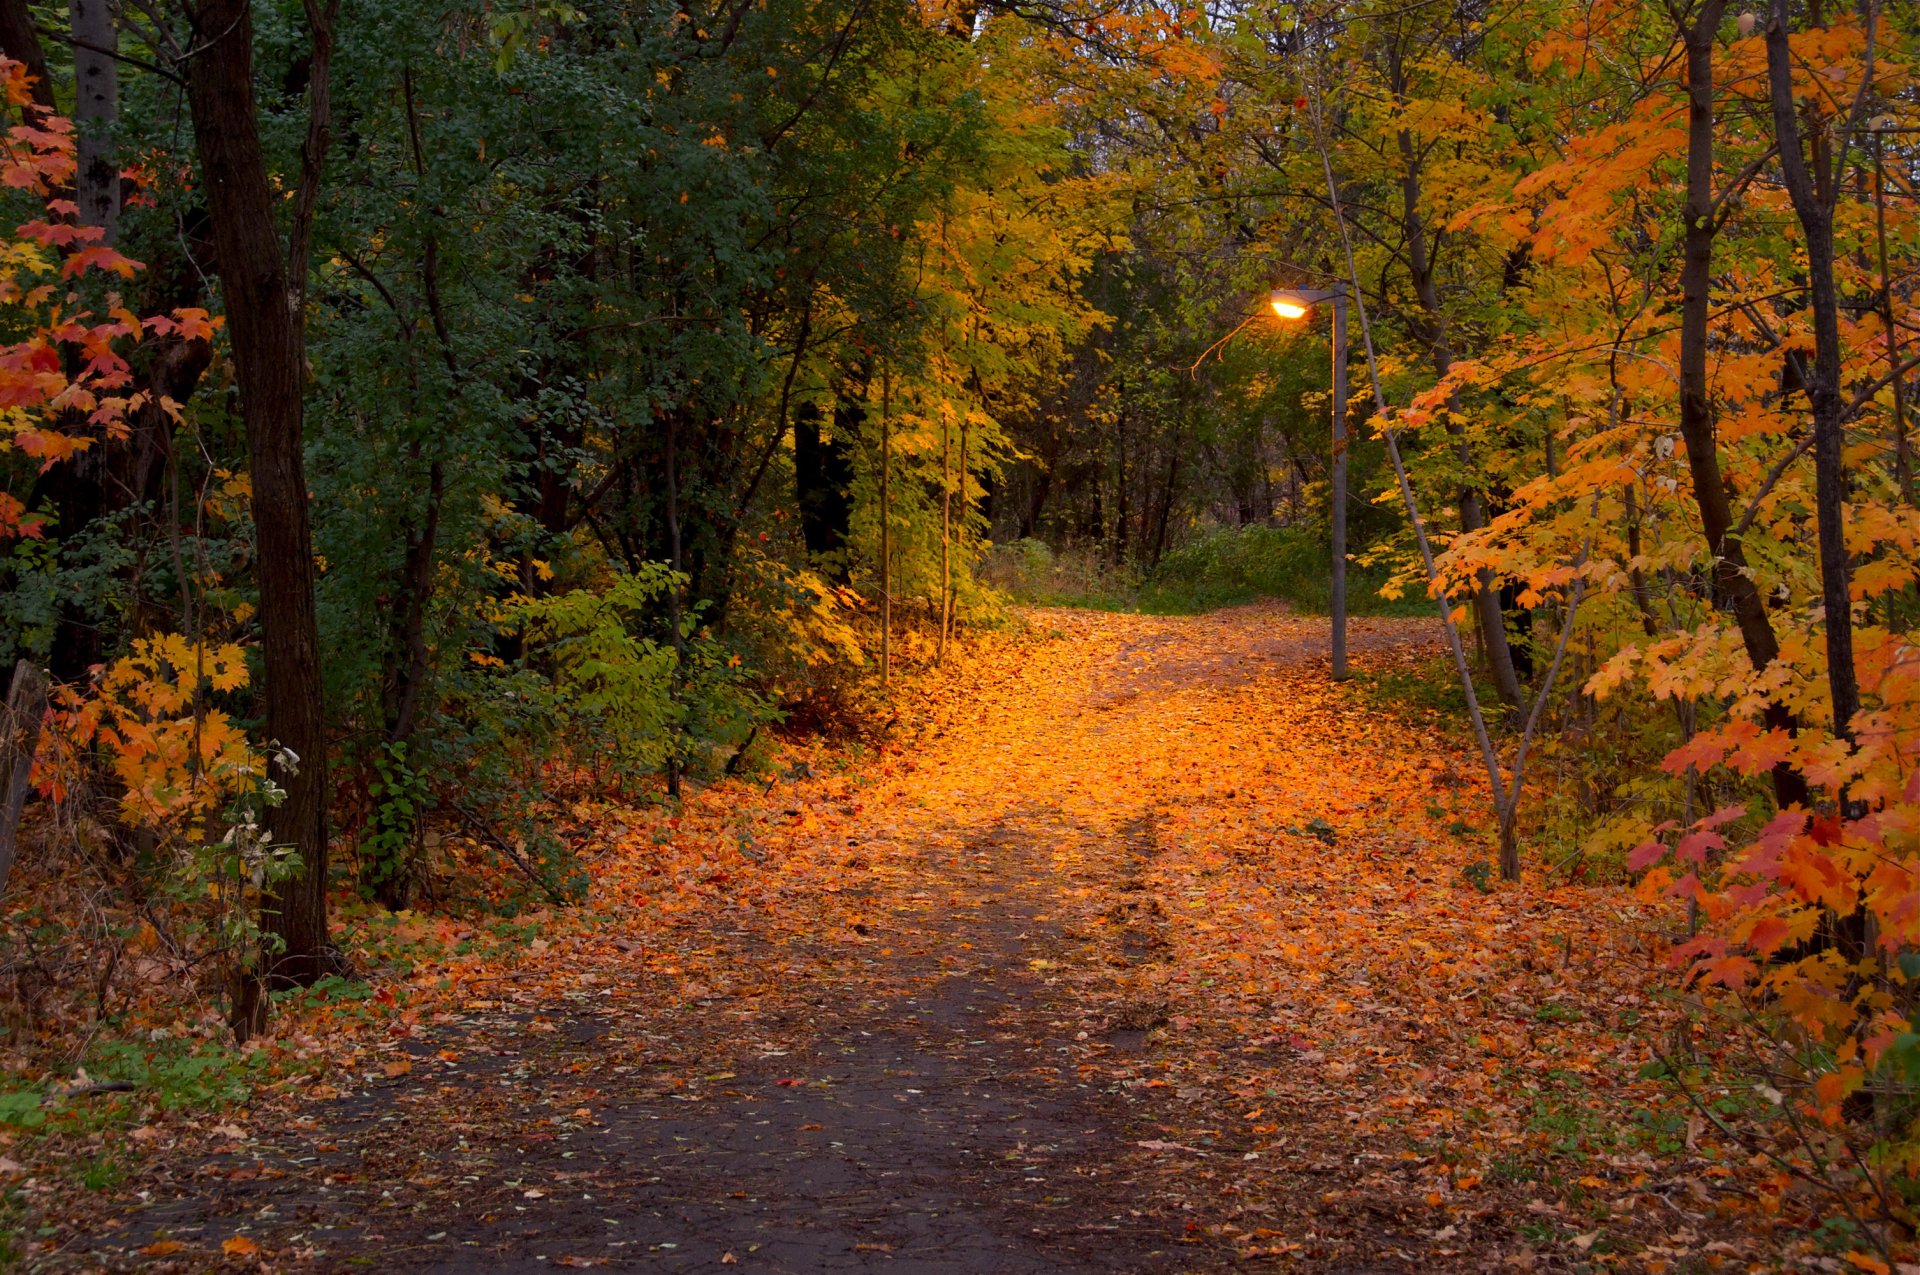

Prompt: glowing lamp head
xmin=1269 ymin=292 xmax=1309 ymax=320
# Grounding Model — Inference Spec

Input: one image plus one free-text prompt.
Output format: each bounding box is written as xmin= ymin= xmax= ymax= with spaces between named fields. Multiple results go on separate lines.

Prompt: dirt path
xmin=57 ymin=606 xmax=1702 ymax=1272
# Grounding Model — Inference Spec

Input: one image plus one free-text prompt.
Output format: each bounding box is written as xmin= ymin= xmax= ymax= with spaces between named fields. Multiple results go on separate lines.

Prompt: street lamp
xmin=1269 ymin=285 xmax=1349 ymax=681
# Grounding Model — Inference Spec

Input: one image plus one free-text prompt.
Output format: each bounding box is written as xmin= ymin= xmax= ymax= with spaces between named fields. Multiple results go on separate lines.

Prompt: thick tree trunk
xmin=70 ymin=0 xmax=117 ymax=239
xmin=1675 ymin=0 xmax=1808 ymax=811
xmin=185 ymin=0 xmax=335 ymax=987
xmin=0 ymin=0 xmax=54 ymax=116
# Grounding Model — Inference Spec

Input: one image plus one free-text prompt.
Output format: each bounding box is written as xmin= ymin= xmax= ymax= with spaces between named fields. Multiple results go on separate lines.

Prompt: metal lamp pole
xmin=1271 ymin=285 xmax=1349 ymax=681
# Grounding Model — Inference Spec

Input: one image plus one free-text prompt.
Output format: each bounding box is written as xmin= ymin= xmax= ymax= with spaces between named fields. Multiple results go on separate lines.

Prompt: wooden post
xmin=0 ymin=660 xmax=49 ymax=891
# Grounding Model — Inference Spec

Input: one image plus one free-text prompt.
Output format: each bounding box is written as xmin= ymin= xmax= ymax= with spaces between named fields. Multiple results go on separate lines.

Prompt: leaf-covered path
xmin=67 ymin=608 xmax=1736 ymax=1271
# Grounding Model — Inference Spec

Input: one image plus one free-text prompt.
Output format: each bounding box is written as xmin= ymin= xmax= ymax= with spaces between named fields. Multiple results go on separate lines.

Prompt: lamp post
xmin=1269 ymin=284 xmax=1349 ymax=681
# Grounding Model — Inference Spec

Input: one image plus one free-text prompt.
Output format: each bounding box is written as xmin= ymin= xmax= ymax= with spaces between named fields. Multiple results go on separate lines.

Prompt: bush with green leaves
xmin=501 ymin=565 xmax=775 ymax=790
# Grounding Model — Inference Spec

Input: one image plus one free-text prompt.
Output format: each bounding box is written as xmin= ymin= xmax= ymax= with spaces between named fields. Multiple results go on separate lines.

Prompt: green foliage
xmin=988 ymin=526 xmax=1428 ymax=617
xmin=0 ymin=1035 xmax=276 ymax=1136
xmin=1141 ymin=526 xmax=1427 ymax=616
xmin=0 ymin=513 xmax=137 ymax=665
xmin=502 ymin=566 xmax=775 ymax=788
xmin=979 ymin=539 xmax=1142 ymax=611
xmin=502 ymin=566 xmax=682 ymax=779
xmin=360 ymin=741 xmax=431 ymax=906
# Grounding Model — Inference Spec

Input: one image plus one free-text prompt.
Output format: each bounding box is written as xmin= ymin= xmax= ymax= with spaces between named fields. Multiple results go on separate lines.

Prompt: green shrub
xmin=501 ymin=565 xmax=776 ymax=789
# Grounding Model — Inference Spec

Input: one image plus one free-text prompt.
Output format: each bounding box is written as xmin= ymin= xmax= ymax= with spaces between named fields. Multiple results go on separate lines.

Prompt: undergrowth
xmin=983 ymin=526 xmax=1429 ymax=617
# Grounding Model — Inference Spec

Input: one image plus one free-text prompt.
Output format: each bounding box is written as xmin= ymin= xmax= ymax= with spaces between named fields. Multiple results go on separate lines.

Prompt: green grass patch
xmin=984 ymin=526 xmax=1429 ymax=618
xmin=0 ymin=1034 xmax=278 ymax=1134
xmin=1138 ymin=526 xmax=1427 ymax=617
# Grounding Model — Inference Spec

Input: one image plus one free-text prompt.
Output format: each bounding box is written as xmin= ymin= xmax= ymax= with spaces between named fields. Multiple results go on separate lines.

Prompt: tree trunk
xmin=879 ymin=367 xmax=891 ymax=685
xmin=940 ymin=415 xmax=951 ymax=661
xmin=1675 ymin=0 xmax=1808 ymax=810
xmin=185 ymin=0 xmax=336 ymax=988
xmin=0 ymin=660 xmax=47 ymax=891
xmin=1148 ymin=449 xmax=1179 ymax=568
xmin=793 ymin=400 xmax=855 ymax=578
xmin=0 ymin=0 xmax=54 ymax=117
xmin=70 ymin=0 xmax=117 ymax=239
xmin=959 ymin=412 xmax=969 ymax=612
xmin=1396 ymin=126 xmax=1525 ymax=716
xmin=1765 ymin=0 xmax=1858 ymax=744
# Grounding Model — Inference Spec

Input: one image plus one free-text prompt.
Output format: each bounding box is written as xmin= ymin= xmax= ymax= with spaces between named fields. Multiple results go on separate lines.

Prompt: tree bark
xmin=0 ymin=660 xmax=47 ymax=891
xmin=1765 ymin=0 xmax=1859 ymax=744
xmin=185 ymin=0 xmax=337 ymax=986
xmin=879 ymin=367 xmax=891 ymax=685
xmin=70 ymin=0 xmax=117 ymax=239
xmin=0 ymin=0 xmax=54 ymax=117
xmin=1676 ymin=0 xmax=1808 ymax=810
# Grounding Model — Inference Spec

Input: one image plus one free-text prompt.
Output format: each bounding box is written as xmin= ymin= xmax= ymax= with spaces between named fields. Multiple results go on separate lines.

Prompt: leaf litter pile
xmin=26 ymin=605 xmax=1822 ymax=1270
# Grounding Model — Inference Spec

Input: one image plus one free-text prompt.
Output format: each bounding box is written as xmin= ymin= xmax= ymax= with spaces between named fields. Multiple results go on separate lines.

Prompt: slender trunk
xmin=1330 ymin=292 xmax=1349 ymax=680
xmin=1874 ymin=132 xmax=1913 ymax=506
xmin=389 ymin=69 xmax=452 ymax=749
xmin=1625 ymin=484 xmax=1661 ymax=638
xmin=940 ymin=414 xmax=951 ymax=662
xmin=1397 ymin=127 xmax=1524 ymax=715
xmin=70 ymin=0 xmax=117 ymax=240
xmin=879 ymin=366 xmax=891 ymax=686
xmin=959 ymin=412 xmax=969 ymax=626
xmin=1308 ymin=78 xmax=1510 ymax=877
xmin=665 ymin=413 xmax=684 ymax=800
xmin=1113 ymin=400 xmax=1129 ymax=565
xmin=1676 ymin=0 xmax=1808 ymax=809
xmin=1147 ymin=449 xmax=1179 ymax=568
xmin=186 ymin=0 xmax=339 ymax=992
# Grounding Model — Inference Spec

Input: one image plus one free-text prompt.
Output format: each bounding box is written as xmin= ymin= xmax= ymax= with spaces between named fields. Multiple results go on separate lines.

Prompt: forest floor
xmin=23 ymin=605 xmax=1821 ymax=1271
